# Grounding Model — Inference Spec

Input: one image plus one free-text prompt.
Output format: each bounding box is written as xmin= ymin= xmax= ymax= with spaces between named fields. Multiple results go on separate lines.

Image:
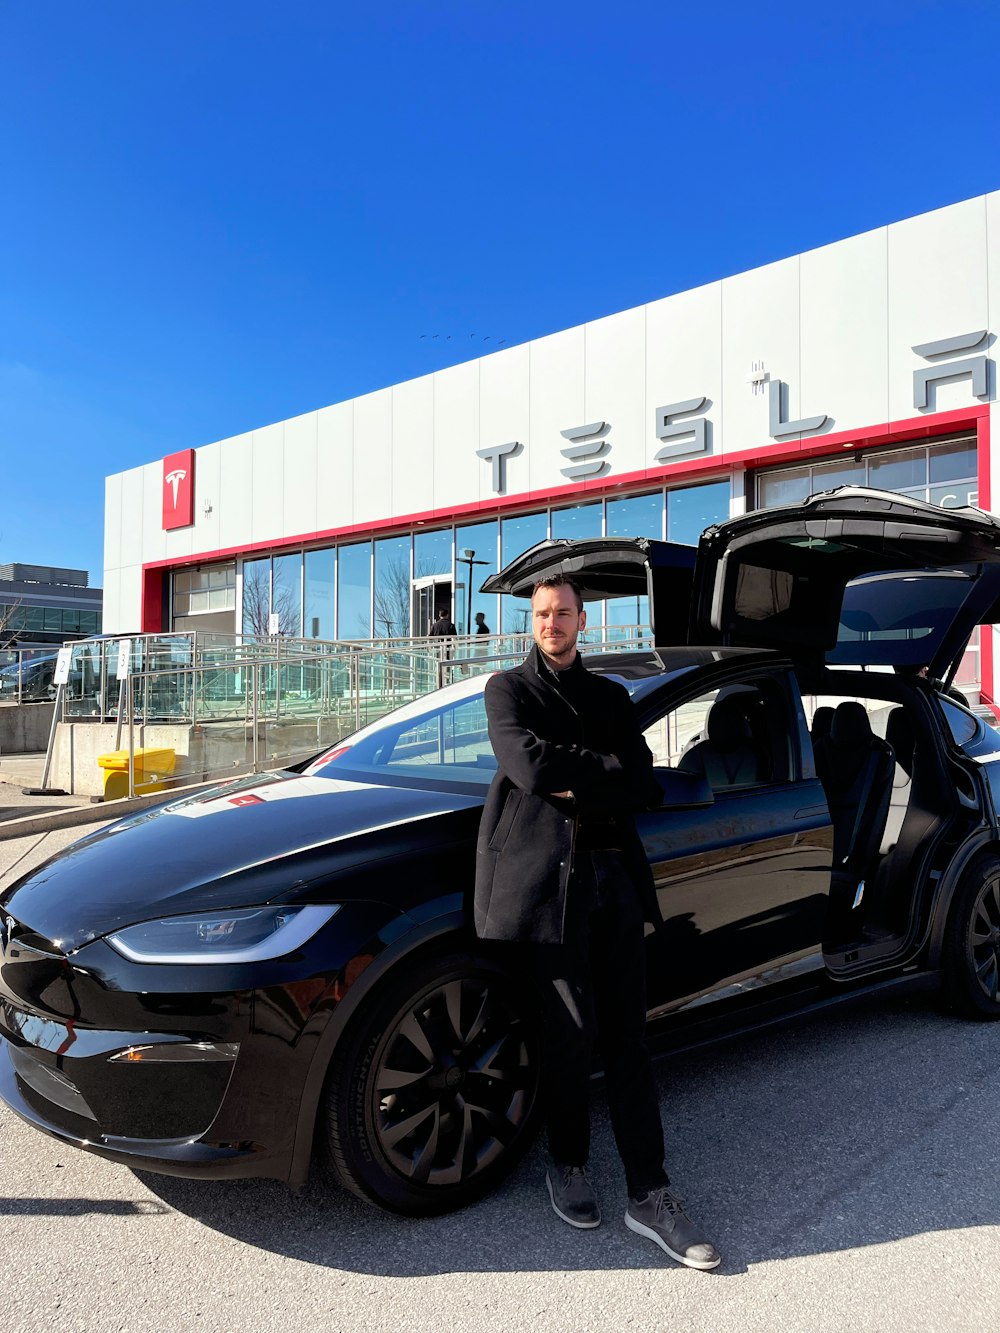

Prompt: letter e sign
xmin=162 ymin=449 xmax=195 ymax=529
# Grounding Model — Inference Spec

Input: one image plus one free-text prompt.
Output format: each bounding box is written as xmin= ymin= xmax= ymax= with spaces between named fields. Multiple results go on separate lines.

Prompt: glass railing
xmin=0 ymin=647 xmax=60 ymax=703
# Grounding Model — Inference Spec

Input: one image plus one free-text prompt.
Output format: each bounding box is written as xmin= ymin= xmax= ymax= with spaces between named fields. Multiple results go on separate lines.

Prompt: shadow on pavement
xmin=138 ymin=989 xmax=1000 ymax=1277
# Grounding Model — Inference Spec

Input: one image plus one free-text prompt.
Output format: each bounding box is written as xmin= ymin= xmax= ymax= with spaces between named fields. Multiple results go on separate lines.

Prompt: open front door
xmin=481 ymin=537 xmax=697 ymax=645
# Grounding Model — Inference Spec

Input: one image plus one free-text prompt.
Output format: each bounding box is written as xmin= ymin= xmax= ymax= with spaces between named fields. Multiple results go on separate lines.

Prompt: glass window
xmin=501 ymin=509 xmax=547 ymax=634
xmin=930 ymin=481 xmax=979 ymax=510
xmin=868 ymin=447 xmax=925 ymax=492
xmin=272 ymin=553 xmax=302 ymax=636
xmin=809 ymin=459 xmax=865 ymax=491
xmin=929 ymin=438 xmax=976 ymax=485
xmin=551 ymin=502 xmax=602 ymax=541
xmin=667 ymin=480 xmax=730 ymax=545
xmin=605 ymin=592 xmax=647 ymax=637
xmin=338 ymin=542 xmax=372 ymax=640
xmin=242 ymin=558 xmax=270 ymax=636
xmin=606 ymin=492 xmax=663 ymax=540
xmin=501 ymin=511 xmax=548 ymax=565
xmin=374 ymin=536 xmax=411 ymax=638
xmin=456 ymin=520 xmax=498 ymax=640
xmin=414 ymin=528 xmax=452 ymax=579
xmin=304 ymin=549 xmax=335 ymax=641
xmin=758 ymin=468 xmax=811 ymax=509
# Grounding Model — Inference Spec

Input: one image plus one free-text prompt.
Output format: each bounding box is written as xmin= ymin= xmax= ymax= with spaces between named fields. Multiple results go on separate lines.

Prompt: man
xmin=429 ymin=608 xmax=457 ymax=637
xmin=474 ymin=575 xmax=720 ymax=1271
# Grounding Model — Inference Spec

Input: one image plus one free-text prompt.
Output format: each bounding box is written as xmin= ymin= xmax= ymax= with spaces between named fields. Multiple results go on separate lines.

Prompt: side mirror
xmin=651 ymin=766 xmax=714 ymax=809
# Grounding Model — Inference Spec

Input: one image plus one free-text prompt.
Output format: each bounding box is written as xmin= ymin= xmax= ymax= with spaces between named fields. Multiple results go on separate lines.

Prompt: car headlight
xmin=106 ymin=904 xmax=340 ymax=964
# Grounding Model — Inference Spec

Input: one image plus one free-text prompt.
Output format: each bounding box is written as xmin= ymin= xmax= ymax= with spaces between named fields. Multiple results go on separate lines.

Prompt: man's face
xmin=531 ymin=584 xmax=586 ymax=665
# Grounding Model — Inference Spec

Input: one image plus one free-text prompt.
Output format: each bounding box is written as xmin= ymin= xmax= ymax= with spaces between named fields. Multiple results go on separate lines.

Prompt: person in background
xmin=473 ymin=610 xmax=491 ymax=661
xmin=428 ymin=609 xmax=457 ymax=638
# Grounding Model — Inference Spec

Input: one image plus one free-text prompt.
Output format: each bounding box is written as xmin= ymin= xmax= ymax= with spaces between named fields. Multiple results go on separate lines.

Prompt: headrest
xmin=707 ymin=695 xmax=754 ymax=749
xmin=812 ymin=706 xmax=834 ymax=740
xmin=829 ymin=700 xmax=873 ymax=750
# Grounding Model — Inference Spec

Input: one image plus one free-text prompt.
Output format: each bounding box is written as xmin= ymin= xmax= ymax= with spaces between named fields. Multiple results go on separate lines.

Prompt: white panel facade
xmin=118 ymin=565 xmax=143 ymax=632
xmin=251 ymin=423 xmax=285 ymax=544
xmin=478 ymin=345 xmax=529 ymax=503
xmin=101 ymin=564 xmax=121 ymax=633
xmin=193 ymin=440 xmax=223 ymax=556
xmin=888 ymin=196 xmax=989 ymax=421
xmin=352 ymin=389 xmax=392 ymax=521
xmin=217 ymin=432 xmax=254 ymax=553
xmin=119 ymin=468 xmax=147 ymax=574
xmin=282 ymin=413 xmax=318 ymax=539
xmin=645 ymin=281 xmax=723 ymax=468
xmin=391 ymin=374 xmax=434 ymax=518
xmin=585 ymin=308 xmax=646 ymax=480
xmin=432 ymin=361 xmax=479 ymax=515
xmin=720 ymin=256 xmax=801 ymax=458
xmin=986 ymin=191 xmax=1000 ymax=510
xmin=527 ymin=328 xmax=585 ymax=492
xmin=316 ymin=402 xmax=354 ymax=533
xmin=800 ymin=227 xmax=889 ymax=437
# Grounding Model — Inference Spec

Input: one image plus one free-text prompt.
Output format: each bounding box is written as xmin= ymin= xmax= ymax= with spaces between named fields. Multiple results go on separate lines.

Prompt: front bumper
xmin=0 ymin=1037 xmax=275 ymax=1176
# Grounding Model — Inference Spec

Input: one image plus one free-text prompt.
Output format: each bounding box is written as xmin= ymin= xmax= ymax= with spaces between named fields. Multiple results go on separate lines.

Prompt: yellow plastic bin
xmin=97 ymin=747 xmax=176 ymax=801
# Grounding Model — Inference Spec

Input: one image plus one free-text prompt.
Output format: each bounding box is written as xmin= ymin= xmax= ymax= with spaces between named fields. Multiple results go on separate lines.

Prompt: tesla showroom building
xmin=103 ymin=189 xmax=1000 ymax=702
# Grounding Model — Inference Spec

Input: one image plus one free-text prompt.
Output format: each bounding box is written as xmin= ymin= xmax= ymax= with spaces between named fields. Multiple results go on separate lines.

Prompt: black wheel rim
xmin=372 ymin=976 xmax=537 ymax=1189
xmin=969 ymin=876 xmax=1000 ymax=1003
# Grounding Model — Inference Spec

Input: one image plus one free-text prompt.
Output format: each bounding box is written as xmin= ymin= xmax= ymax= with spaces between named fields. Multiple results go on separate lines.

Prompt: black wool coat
xmin=474 ymin=645 xmax=661 ymax=944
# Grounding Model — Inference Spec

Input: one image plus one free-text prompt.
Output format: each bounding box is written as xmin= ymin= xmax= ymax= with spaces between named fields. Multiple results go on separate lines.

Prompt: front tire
xmin=324 ymin=951 xmax=541 ymax=1216
xmin=942 ymin=853 xmax=1000 ymax=1018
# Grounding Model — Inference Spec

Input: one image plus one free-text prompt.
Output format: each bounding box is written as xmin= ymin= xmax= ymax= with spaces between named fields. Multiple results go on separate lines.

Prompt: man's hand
xmin=552 ymin=791 xmax=575 ymax=800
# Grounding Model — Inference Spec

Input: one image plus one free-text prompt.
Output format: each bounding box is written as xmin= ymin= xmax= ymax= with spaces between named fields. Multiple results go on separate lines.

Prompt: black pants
xmin=529 ymin=850 xmax=667 ymax=1198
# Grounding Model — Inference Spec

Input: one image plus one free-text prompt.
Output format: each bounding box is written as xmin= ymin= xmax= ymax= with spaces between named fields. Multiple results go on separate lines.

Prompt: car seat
xmin=678 ymin=694 xmax=765 ymax=789
xmin=812 ymin=701 xmax=895 ymax=946
xmin=879 ymin=706 xmax=916 ymax=855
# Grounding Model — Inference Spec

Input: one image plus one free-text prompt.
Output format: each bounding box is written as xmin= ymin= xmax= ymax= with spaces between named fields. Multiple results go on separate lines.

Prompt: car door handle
xmin=794 ymin=805 xmax=829 ymax=820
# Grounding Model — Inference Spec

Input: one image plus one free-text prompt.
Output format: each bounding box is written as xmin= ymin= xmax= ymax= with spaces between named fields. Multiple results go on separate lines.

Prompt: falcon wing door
xmin=692 ymin=486 xmax=1000 ymax=673
xmin=481 ymin=537 xmax=697 ymax=645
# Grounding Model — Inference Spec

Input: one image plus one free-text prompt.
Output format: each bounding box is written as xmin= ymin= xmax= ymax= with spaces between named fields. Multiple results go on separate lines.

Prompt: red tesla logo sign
xmin=162 ymin=449 xmax=195 ymax=529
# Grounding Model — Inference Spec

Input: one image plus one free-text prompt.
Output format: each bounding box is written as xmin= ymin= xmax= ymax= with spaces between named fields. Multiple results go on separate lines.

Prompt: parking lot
xmin=0 ymin=822 xmax=998 ymax=1332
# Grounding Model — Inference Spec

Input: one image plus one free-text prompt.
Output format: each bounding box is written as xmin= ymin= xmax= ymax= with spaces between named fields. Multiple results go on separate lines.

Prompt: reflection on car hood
xmin=1 ymin=771 xmax=483 ymax=951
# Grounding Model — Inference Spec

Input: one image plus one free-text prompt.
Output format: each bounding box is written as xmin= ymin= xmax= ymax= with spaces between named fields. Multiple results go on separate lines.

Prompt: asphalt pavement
xmin=1 ymin=821 xmax=999 ymax=1330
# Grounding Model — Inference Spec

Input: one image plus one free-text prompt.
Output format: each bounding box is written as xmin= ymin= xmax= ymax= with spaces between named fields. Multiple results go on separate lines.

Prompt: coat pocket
xmin=487 ymin=789 xmax=522 ymax=851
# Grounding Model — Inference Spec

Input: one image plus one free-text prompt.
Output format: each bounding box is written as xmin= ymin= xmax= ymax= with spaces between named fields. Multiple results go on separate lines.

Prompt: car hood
xmin=0 ymin=770 xmax=484 ymax=952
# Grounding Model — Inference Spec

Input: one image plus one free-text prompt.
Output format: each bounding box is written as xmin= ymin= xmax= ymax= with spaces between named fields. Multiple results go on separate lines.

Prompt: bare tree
xmin=242 ymin=562 xmax=299 ymax=638
xmin=373 ymin=557 xmax=411 ymax=638
xmin=0 ymin=603 xmax=22 ymax=649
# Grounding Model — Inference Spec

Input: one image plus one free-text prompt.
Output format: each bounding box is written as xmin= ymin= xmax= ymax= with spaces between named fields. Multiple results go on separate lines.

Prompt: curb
xmin=0 ymin=778 xmax=223 ymax=842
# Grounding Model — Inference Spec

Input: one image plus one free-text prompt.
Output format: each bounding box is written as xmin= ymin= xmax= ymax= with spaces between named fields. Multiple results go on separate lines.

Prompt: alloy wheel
xmin=969 ymin=875 xmax=1000 ymax=1003
xmin=372 ymin=976 xmax=536 ymax=1187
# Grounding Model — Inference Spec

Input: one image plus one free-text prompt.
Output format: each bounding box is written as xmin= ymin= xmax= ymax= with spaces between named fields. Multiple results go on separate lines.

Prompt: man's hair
xmin=530 ymin=574 xmax=584 ymax=612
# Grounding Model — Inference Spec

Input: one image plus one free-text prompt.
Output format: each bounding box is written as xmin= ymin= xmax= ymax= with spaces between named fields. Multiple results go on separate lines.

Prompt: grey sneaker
xmin=625 ymin=1185 xmax=721 ymax=1270
xmin=545 ymin=1162 xmax=601 ymax=1229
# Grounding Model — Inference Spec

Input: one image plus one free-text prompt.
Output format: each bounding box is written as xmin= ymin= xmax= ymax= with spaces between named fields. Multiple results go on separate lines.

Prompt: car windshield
xmin=304 ymin=675 xmax=500 ymax=791
xmin=302 ymin=654 xmax=703 ymax=792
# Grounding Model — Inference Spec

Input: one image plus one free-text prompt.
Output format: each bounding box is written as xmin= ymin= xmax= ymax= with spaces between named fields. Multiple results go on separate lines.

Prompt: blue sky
xmin=2 ymin=0 xmax=998 ymax=584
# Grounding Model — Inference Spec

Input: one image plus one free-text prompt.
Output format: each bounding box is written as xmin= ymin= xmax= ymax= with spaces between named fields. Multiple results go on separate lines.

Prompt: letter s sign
xmin=162 ymin=449 xmax=195 ymax=529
